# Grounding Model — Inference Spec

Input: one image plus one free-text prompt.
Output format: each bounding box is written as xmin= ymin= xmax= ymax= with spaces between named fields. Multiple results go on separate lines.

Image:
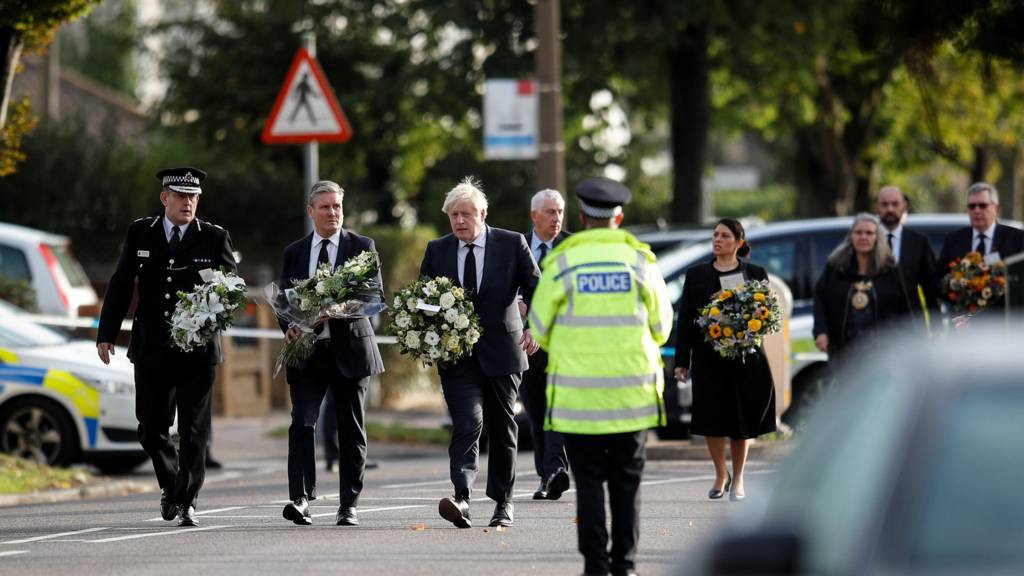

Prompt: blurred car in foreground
xmin=0 ymin=221 xmax=98 ymax=316
xmin=0 ymin=300 xmax=146 ymax=472
xmin=692 ymin=325 xmax=1024 ymax=575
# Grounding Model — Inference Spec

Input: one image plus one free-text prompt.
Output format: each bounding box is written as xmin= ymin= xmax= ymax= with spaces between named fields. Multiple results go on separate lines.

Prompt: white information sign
xmin=484 ymin=79 xmax=538 ymax=160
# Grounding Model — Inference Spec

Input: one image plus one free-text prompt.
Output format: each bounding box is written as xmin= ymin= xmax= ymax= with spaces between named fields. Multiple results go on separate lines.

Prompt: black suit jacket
xmin=896 ymin=227 xmax=939 ymax=311
xmin=419 ymin=226 xmax=540 ymax=377
xmin=278 ymin=230 xmax=385 ymax=381
xmin=98 ymin=216 xmax=236 ymax=364
xmin=524 ymin=230 xmax=570 ymax=375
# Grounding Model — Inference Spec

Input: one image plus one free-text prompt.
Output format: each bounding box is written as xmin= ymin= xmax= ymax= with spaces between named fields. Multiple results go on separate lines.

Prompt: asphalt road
xmin=0 ymin=445 xmax=777 ymax=575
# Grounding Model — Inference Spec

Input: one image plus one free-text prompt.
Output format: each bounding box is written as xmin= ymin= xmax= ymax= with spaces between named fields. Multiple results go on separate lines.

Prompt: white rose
xmin=439 ymin=292 xmax=456 ymax=309
xmin=394 ymin=295 xmax=402 ymax=307
xmin=465 ymin=328 xmax=480 ymax=344
xmin=444 ymin=308 xmax=459 ymax=323
xmin=424 ymin=331 xmax=440 ymax=346
xmin=428 ymin=347 xmax=440 ymax=359
xmin=981 ymin=287 xmax=993 ymax=299
xmin=404 ymin=331 xmax=421 ymax=348
xmin=395 ymin=314 xmax=411 ymax=328
xmin=406 ymin=298 xmax=418 ymax=311
xmin=455 ymin=315 xmax=470 ymax=329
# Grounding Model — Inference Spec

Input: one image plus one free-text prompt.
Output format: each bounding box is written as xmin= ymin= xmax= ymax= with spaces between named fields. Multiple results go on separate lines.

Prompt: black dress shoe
xmin=488 ymin=501 xmax=513 ymax=528
xmin=283 ymin=497 xmax=313 ymax=526
xmin=709 ymin=472 xmax=732 ymax=500
xmin=178 ymin=505 xmax=199 ymax=527
xmin=545 ymin=468 xmax=570 ymax=501
xmin=438 ymin=496 xmax=471 ymax=529
xmin=336 ymin=505 xmax=359 ymax=526
xmin=160 ymin=489 xmax=177 ymax=521
xmin=205 ymin=455 xmax=223 ymax=469
xmin=532 ymin=481 xmax=547 ymax=500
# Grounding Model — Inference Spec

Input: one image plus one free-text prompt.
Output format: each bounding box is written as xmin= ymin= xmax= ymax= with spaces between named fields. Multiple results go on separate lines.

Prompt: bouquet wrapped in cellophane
xmin=387 ymin=276 xmax=481 ymax=366
xmin=696 ymin=279 xmax=782 ymax=361
xmin=265 ymin=251 xmax=385 ymax=375
xmin=170 ymin=268 xmax=247 ymax=352
xmin=941 ymin=250 xmax=1006 ymax=317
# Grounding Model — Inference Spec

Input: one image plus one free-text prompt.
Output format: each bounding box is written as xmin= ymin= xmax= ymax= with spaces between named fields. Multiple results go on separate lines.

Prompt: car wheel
xmin=782 ymin=363 xmax=835 ymax=428
xmin=92 ymin=454 xmax=149 ymax=475
xmin=0 ymin=396 xmax=79 ymax=467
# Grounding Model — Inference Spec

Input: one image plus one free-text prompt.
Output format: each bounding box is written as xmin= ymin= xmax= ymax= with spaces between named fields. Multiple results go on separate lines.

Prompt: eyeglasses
xmin=967 ymin=203 xmax=991 ymax=210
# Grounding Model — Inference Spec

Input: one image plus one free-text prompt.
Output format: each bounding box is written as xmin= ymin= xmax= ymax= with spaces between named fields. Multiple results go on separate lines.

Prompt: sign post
xmin=262 ymin=33 xmax=352 ymax=234
xmin=483 ymin=79 xmax=538 ymax=161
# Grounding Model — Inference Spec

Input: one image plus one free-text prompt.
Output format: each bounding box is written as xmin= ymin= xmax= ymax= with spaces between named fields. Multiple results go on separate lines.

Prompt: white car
xmin=0 ymin=221 xmax=99 ymax=316
xmin=0 ymin=300 xmax=146 ymax=472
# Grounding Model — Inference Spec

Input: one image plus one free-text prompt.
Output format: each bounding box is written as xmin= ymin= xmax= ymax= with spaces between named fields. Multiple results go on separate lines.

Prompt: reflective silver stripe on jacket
xmin=528 ymin=307 xmax=548 ymax=336
xmin=554 ymin=314 xmax=644 ymax=327
xmin=552 ymin=373 xmax=657 ymax=389
xmin=551 ymin=404 xmax=660 ymax=421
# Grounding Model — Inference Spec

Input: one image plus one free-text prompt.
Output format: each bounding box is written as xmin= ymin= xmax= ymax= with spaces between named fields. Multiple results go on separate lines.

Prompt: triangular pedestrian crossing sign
xmin=262 ymin=48 xmax=353 ymax=144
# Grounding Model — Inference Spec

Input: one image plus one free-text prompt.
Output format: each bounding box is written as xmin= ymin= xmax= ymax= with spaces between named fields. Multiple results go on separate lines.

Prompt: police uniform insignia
xmin=137 ymin=250 xmax=150 ymax=258
xmin=577 ymin=272 xmax=632 ymax=293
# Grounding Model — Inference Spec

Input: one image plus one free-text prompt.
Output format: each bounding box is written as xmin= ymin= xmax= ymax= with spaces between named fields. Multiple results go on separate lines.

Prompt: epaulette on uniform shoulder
xmin=200 ymin=219 xmax=224 ymax=230
xmin=133 ymin=216 xmax=157 ymax=223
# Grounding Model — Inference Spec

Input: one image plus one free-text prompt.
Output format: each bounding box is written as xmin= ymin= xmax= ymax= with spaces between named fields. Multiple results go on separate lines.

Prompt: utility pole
xmin=535 ymin=0 xmax=564 ymax=194
xmin=302 ymin=31 xmax=317 ymax=235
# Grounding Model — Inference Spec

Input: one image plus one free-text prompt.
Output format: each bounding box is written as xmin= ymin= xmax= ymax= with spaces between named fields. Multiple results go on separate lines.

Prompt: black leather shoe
xmin=611 ymin=570 xmax=639 ymax=576
xmin=488 ymin=501 xmax=513 ymax=527
xmin=205 ymin=455 xmax=223 ymax=469
xmin=532 ymin=481 xmax=547 ymax=500
xmin=545 ymin=468 xmax=570 ymax=501
xmin=438 ymin=496 xmax=471 ymax=529
xmin=336 ymin=505 xmax=359 ymax=526
xmin=177 ymin=505 xmax=198 ymax=527
xmin=709 ymin=472 xmax=732 ymax=500
xmin=160 ymin=489 xmax=177 ymax=521
xmin=283 ymin=498 xmax=313 ymax=526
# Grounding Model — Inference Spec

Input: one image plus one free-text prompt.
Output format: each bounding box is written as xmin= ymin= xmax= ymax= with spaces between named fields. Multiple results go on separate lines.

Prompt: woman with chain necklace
xmin=813 ymin=213 xmax=917 ymax=370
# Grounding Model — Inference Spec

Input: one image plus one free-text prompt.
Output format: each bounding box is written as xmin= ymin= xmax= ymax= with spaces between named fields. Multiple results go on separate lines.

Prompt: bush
xmin=360 ymin=224 xmax=441 ymax=407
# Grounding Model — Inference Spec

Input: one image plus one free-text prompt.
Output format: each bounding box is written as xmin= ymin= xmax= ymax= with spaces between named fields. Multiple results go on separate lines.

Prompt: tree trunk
xmin=0 ymin=27 xmax=25 ymax=130
xmin=971 ymin=144 xmax=989 ymax=184
xmin=668 ymin=21 xmax=710 ymax=225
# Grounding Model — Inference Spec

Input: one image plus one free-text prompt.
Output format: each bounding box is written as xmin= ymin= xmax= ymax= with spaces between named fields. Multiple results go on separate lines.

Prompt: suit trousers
xmin=134 ymin=354 xmax=214 ymax=507
xmin=287 ymin=342 xmax=368 ymax=505
xmin=564 ymin=431 xmax=646 ymax=576
xmin=440 ymin=356 xmax=521 ymax=502
xmin=521 ymin=358 xmax=568 ymax=481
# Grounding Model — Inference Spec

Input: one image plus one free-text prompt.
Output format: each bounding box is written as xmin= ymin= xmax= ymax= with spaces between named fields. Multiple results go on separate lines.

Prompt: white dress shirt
xmin=309 ymin=231 xmax=341 ymax=339
xmin=457 ymin=229 xmax=487 ymax=289
xmin=972 ymin=222 xmax=997 ymax=255
xmin=885 ymin=224 xmax=903 ymax=264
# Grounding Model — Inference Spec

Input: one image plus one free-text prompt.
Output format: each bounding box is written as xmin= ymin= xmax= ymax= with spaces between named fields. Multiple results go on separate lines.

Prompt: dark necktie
xmin=539 ymin=242 xmax=549 ymax=262
xmin=317 ymin=239 xmax=331 ymax=268
xmin=168 ymin=226 xmax=181 ymax=253
xmin=975 ymin=233 xmax=986 ymax=255
xmin=463 ymin=243 xmax=477 ymax=297
xmin=314 ymin=240 xmax=331 ymax=335
xmin=886 ymin=233 xmax=894 ymax=251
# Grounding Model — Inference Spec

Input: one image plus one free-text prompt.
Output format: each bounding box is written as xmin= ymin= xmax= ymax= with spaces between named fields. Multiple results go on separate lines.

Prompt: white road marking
xmin=145 ymin=506 xmax=246 ymax=522
xmin=310 ymin=505 xmax=425 ymax=518
xmin=87 ymin=525 xmax=227 ymax=543
xmin=270 ymin=493 xmax=338 ymax=504
xmin=4 ymin=527 xmax=109 ymax=544
xmin=380 ymin=479 xmax=451 ymax=489
xmin=0 ymin=550 xmax=29 ymax=557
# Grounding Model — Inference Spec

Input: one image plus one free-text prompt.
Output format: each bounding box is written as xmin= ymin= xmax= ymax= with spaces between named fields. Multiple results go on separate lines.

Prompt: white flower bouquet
xmin=265 ymin=250 xmax=385 ymax=375
xmin=169 ymin=268 xmax=247 ymax=352
xmin=387 ymin=276 xmax=481 ymax=366
xmin=696 ymin=279 xmax=782 ymax=361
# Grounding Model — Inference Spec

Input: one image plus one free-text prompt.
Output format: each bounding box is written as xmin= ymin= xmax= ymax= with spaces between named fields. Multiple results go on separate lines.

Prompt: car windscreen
xmin=890 ymin=382 xmax=1024 ymax=572
xmin=0 ymin=317 xmax=70 ymax=347
xmin=48 ymin=244 xmax=91 ymax=288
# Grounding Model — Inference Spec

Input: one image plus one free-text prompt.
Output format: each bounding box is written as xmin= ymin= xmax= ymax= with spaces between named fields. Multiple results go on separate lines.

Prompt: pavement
xmin=0 ymin=408 xmax=794 ymax=507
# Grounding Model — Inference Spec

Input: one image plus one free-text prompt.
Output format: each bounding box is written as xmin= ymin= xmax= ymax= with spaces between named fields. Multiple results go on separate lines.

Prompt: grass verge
xmin=0 ymin=454 xmax=92 ymax=494
xmin=268 ymin=422 xmax=450 ymax=446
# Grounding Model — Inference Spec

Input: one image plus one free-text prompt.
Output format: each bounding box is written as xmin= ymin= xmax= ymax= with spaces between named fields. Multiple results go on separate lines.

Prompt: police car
xmin=0 ymin=300 xmax=146 ymax=472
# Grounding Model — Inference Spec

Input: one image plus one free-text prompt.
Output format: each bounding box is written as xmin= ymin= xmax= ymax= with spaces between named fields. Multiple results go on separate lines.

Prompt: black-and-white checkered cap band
xmin=579 ymin=199 xmax=622 ymax=218
xmin=162 ymin=172 xmax=202 ymax=194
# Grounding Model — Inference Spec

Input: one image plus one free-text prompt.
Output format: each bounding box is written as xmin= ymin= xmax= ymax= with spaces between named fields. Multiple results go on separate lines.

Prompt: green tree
xmin=59 ymin=0 xmax=139 ymax=97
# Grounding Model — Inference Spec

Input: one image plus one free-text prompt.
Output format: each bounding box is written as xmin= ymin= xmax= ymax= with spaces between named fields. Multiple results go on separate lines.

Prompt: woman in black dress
xmin=813 ymin=213 xmax=916 ymax=368
xmin=673 ymin=219 xmax=776 ymax=501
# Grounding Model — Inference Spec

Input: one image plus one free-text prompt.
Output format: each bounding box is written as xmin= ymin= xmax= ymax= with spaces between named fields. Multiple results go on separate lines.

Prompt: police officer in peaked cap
xmin=96 ymin=166 xmax=237 ymax=527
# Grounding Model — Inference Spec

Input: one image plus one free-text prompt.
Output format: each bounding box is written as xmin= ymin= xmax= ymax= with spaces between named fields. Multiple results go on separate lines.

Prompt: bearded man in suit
xmin=420 ymin=178 xmax=541 ymax=529
xmin=876 ymin=185 xmax=939 ymax=315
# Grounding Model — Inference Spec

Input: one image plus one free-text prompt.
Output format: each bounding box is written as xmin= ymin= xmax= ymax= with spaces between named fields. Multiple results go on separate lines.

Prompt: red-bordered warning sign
xmin=262 ymin=48 xmax=352 ymax=144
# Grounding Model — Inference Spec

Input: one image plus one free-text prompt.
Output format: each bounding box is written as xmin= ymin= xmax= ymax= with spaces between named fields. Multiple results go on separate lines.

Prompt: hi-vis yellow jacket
xmin=528 ymin=228 xmax=673 ymax=435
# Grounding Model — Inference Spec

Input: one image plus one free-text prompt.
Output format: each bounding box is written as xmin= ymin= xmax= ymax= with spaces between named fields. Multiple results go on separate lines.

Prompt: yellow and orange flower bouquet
xmin=697 ymin=279 xmax=782 ymax=361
